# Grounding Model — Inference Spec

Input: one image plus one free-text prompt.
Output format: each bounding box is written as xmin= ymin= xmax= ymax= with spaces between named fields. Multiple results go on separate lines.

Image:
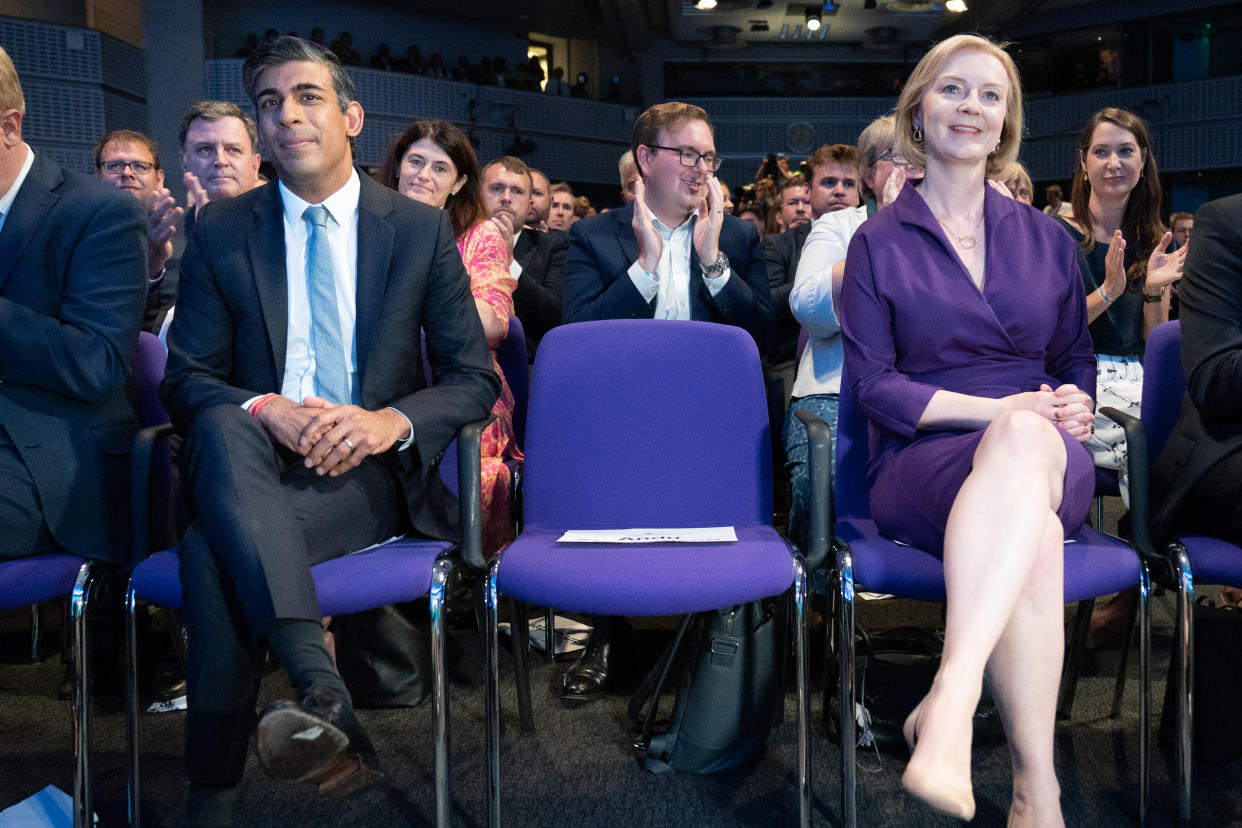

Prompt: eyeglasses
xmin=646 ymin=144 xmax=723 ymax=172
xmin=100 ymin=159 xmax=157 ymax=175
xmin=878 ymin=147 xmax=910 ymax=168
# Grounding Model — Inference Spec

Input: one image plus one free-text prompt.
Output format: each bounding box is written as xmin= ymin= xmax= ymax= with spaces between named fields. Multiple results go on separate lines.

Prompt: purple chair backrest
xmin=496 ymin=316 xmax=529 ymax=450
xmin=522 ymin=320 xmax=771 ymax=529
xmin=131 ymin=332 xmax=170 ymax=428
xmin=834 ymin=371 xmax=873 ymax=521
xmin=1141 ymin=320 xmax=1184 ymax=461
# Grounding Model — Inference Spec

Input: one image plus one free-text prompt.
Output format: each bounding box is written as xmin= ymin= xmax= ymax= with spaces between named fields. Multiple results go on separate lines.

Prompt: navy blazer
xmin=1151 ymin=193 xmax=1242 ymax=539
xmin=161 ymin=173 xmax=500 ymax=541
xmin=0 ymin=153 xmax=148 ymax=562
xmin=562 ymin=204 xmax=774 ymax=355
xmin=513 ymin=227 xmax=568 ymax=360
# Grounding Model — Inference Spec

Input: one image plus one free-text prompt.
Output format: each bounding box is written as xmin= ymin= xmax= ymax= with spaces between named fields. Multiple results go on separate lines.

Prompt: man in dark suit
xmin=558 ymin=101 xmax=774 ymax=701
xmin=562 ymin=101 xmax=773 ymax=354
xmin=1152 ymin=193 xmax=1242 ymax=547
xmin=161 ymin=37 xmax=498 ymax=822
xmin=0 ymin=46 xmax=147 ymax=564
xmin=481 ymin=155 xmax=567 ymax=361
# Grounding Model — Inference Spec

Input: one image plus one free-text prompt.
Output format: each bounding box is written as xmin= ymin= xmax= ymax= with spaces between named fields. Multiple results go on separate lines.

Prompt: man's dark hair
xmin=178 ymin=101 xmax=258 ymax=153
xmin=94 ymin=129 xmax=161 ymax=170
xmin=243 ymin=36 xmax=358 ymax=157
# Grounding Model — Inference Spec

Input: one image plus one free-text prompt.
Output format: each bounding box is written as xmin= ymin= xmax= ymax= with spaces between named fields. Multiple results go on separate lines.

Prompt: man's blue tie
xmin=303 ymin=204 xmax=350 ymax=405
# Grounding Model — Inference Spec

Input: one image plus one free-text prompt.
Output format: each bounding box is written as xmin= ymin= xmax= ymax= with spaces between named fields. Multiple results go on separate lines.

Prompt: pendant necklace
xmin=936 ymin=212 xmax=985 ymax=250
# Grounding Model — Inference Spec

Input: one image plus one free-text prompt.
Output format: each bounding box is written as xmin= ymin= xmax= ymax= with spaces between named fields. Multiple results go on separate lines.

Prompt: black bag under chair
xmin=1159 ymin=597 xmax=1242 ymax=766
xmin=825 ymin=626 xmax=1003 ymax=754
xmin=629 ymin=600 xmax=783 ymax=775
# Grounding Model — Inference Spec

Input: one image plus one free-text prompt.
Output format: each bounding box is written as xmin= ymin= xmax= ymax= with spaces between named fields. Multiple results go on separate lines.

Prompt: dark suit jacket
xmin=562 ymin=204 xmax=774 ymax=354
xmin=513 ymin=227 xmax=567 ymax=360
xmin=161 ymin=173 xmax=500 ymax=541
xmin=762 ymin=221 xmax=812 ymax=364
xmin=1151 ymin=194 xmax=1242 ymax=540
xmin=0 ymin=153 xmax=148 ymax=562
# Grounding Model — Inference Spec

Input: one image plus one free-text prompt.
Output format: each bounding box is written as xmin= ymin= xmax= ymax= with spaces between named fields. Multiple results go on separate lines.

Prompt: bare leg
xmin=903 ymin=411 xmax=1068 ymax=821
xmin=986 ymin=512 xmax=1066 ymax=827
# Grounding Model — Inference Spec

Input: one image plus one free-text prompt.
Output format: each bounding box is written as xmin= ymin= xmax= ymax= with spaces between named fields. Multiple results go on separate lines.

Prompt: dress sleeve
xmin=461 ymin=220 xmax=517 ymax=325
xmin=839 ymin=229 xmax=939 ymax=440
xmin=1045 ymin=232 xmax=1098 ymax=401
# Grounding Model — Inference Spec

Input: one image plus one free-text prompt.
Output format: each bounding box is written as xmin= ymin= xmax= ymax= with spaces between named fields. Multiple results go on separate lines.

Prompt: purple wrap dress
xmin=840 ymin=182 xmax=1097 ymax=554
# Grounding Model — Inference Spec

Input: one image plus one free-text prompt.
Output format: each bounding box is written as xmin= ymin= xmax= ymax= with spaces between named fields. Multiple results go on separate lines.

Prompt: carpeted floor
xmin=3 ymin=573 xmax=1241 ymax=828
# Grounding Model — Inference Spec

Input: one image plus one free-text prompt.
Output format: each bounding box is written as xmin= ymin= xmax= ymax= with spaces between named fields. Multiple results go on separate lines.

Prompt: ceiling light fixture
xmin=805 ymin=8 xmax=823 ymax=31
xmin=945 ymin=0 xmax=967 ymax=11
xmin=695 ymin=0 xmax=717 ymax=9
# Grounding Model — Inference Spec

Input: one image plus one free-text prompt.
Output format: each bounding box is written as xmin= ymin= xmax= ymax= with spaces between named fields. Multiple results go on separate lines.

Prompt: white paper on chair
xmin=556 ymin=526 xmax=737 ymax=543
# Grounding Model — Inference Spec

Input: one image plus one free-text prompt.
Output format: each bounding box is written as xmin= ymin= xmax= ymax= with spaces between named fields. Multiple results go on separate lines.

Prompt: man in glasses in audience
xmin=95 ymin=129 xmax=183 ymax=332
xmin=559 ymin=100 xmax=773 ymax=703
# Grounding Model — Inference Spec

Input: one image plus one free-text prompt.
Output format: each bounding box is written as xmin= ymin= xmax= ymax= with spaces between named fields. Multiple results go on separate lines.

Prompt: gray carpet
xmin=3 ymin=579 xmax=1241 ymax=827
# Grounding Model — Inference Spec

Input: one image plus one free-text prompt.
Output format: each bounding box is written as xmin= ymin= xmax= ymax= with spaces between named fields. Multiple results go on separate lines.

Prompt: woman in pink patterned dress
xmin=379 ymin=119 xmax=521 ymax=556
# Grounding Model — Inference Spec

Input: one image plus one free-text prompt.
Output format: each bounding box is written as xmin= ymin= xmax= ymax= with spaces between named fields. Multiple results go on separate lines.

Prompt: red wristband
xmin=249 ymin=393 xmax=279 ymax=420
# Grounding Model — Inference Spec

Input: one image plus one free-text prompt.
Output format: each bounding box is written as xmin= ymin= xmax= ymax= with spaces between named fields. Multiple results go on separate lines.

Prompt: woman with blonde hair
xmin=841 ymin=35 xmax=1096 ymax=823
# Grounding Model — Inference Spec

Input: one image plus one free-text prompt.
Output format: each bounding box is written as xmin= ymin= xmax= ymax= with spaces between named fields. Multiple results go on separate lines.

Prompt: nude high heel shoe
xmin=901 ymin=698 xmax=977 ymax=822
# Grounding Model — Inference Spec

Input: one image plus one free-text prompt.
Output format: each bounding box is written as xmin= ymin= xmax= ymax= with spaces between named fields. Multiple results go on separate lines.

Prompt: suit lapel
xmin=355 ymin=176 xmax=395 ymax=393
xmin=0 ymin=154 xmax=61 ymax=291
xmin=247 ymin=185 xmax=290 ymax=383
xmin=614 ymin=205 xmax=640 ymax=267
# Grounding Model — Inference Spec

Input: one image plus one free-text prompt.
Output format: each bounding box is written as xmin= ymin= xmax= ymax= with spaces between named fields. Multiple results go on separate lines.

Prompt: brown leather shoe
xmin=256 ymin=691 xmax=383 ymax=798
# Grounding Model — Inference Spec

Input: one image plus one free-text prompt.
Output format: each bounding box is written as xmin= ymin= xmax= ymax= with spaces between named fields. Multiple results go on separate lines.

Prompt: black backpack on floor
xmin=629 ymin=600 xmax=783 ymax=774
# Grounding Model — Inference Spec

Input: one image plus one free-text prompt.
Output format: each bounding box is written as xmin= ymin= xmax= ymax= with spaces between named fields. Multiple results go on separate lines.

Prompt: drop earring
xmin=912 ymin=125 xmax=923 ymax=142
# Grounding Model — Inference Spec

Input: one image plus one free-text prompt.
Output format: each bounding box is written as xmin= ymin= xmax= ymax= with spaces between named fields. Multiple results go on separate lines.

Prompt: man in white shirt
xmin=161 ymin=36 xmax=498 ymax=823
xmin=558 ymin=100 xmax=773 ymax=701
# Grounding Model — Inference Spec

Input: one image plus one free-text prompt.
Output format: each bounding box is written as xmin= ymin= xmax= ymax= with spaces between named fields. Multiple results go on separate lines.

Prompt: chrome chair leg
xmin=429 ymin=557 xmax=453 ymax=828
xmin=484 ymin=558 xmax=502 ymax=828
xmin=544 ymin=606 xmax=555 ymax=664
xmin=1173 ymin=543 xmax=1194 ymax=822
xmin=30 ymin=603 xmax=40 ymax=661
xmin=1138 ymin=563 xmax=1151 ymax=827
xmin=125 ymin=582 xmax=142 ymax=828
xmin=1057 ymin=599 xmax=1094 ymax=718
xmin=838 ymin=545 xmax=856 ymax=828
xmin=69 ymin=562 xmax=96 ymax=828
xmin=1110 ymin=588 xmax=1141 ymax=718
xmin=793 ymin=555 xmax=811 ymax=828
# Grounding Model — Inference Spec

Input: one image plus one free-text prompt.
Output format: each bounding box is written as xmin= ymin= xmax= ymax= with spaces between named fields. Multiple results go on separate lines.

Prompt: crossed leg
xmin=903 ymin=410 xmax=1070 ymax=825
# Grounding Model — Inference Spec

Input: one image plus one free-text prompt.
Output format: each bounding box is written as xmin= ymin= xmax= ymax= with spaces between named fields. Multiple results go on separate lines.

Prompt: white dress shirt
xmin=509 ymin=227 xmax=524 ymax=281
xmin=789 ymin=204 xmax=867 ymax=398
xmin=624 ymin=204 xmax=729 ymax=319
xmin=0 ymin=143 xmax=34 ymax=236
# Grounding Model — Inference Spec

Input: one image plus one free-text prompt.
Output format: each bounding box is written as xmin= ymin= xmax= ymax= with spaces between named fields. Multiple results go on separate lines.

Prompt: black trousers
xmin=178 ymin=404 xmax=403 ymax=785
xmin=1180 ymin=447 xmax=1242 ymax=548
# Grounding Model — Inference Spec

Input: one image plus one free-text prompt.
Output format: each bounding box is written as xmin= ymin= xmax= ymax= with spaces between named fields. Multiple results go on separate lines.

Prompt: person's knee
xmin=182 ymin=404 xmax=268 ymax=471
xmin=980 ymin=410 xmax=1062 ymax=464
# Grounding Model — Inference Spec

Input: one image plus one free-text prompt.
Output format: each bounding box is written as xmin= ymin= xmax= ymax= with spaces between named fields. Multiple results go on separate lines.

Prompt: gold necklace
xmin=935 ymin=212 xmax=985 ymax=250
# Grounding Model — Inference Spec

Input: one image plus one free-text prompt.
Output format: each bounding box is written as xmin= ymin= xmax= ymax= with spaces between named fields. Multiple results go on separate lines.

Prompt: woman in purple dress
xmin=840 ymin=35 xmax=1097 ymax=824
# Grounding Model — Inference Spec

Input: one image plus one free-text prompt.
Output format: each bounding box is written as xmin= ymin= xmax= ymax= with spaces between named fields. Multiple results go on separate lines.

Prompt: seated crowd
xmin=1 ymin=30 xmax=1235 ymax=827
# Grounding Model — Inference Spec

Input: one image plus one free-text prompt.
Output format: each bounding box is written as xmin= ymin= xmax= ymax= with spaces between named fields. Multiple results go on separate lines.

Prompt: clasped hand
xmin=258 ymin=396 xmax=408 ymax=476
xmin=1006 ymin=384 xmax=1095 ymax=444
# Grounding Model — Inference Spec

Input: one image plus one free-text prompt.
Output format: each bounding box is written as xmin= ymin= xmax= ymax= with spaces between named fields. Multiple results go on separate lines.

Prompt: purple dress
xmin=840 ymin=182 xmax=1097 ymax=554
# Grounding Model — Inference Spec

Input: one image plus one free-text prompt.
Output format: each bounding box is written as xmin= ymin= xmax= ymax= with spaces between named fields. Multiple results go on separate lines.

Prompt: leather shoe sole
xmin=256 ymin=700 xmax=383 ymax=797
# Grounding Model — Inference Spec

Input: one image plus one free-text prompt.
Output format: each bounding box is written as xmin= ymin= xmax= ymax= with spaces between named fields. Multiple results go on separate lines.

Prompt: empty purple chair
xmin=798 ymin=370 xmax=1151 ymax=827
xmin=482 ymin=320 xmax=811 ymax=828
xmin=1104 ymin=320 xmax=1238 ymax=821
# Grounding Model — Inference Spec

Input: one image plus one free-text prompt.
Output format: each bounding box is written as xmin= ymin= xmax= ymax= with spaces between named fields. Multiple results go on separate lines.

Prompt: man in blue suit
xmin=558 ymin=101 xmax=774 ymax=701
xmin=0 ymin=46 xmax=147 ymax=564
xmin=562 ymin=101 xmax=773 ymax=355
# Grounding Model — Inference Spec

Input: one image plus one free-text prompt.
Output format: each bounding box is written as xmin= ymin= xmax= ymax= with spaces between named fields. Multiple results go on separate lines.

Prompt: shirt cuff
xmin=627 ymin=260 xmax=660 ymax=302
xmin=241 ymin=394 xmax=265 ymax=411
xmin=703 ymin=266 xmax=731 ymax=298
xmin=509 ymin=259 xmax=523 ymax=281
xmin=385 ymin=407 xmax=416 ymax=451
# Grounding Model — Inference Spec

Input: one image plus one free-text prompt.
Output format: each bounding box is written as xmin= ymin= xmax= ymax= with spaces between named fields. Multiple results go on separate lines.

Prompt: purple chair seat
xmin=497 ymin=525 xmax=794 ymax=616
xmin=129 ymin=539 xmax=452 ymax=616
xmin=840 ymin=518 xmax=1140 ymax=605
xmin=1175 ymin=535 xmax=1242 ymax=589
xmin=0 ymin=554 xmax=90 ymax=612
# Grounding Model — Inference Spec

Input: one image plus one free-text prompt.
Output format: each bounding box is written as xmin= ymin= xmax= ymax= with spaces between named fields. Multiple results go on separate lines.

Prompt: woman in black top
xmin=1055 ymin=107 xmax=1185 ymax=498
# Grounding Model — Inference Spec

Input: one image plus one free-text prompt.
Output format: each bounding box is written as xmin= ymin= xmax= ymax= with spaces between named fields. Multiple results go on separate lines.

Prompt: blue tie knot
xmin=303 ymin=204 xmax=330 ymax=230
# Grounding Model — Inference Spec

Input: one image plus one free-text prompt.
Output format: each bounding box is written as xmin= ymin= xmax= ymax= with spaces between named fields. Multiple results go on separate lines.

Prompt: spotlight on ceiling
xmin=945 ymin=0 xmax=967 ymax=10
xmin=805 ymin=8 xmax=823 ymax=31
xmin=695 ymin=0 xmax=717 ymax=9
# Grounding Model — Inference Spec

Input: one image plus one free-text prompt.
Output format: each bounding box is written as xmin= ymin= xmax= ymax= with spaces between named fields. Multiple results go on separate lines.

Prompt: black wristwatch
xmin=702 ymin=251 xmax=730 ymax=279
xmin=1142 ymin=285 xmax=1166 ymax=303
